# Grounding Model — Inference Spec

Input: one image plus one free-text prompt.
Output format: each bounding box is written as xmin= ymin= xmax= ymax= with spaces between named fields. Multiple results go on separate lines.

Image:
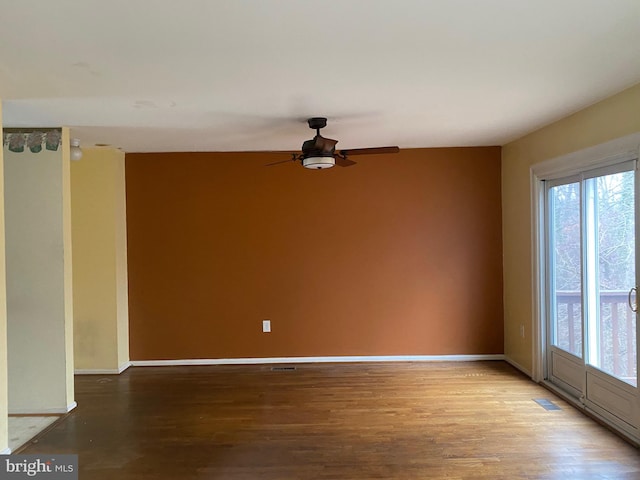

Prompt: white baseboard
xmin=9 ymin=401 xmax=77 ymax=415
xmin=131 ymin=354 xmax=505 ymax=367
xmin=1 ymin=447 xmax=11 ymax=455
xmin=74 ymin=361 xmax=131 ymax=375
xmin=504 ymin=356 xmax=532 ymax=378
xmin=75 ymin=369 xmax=120 ymax=375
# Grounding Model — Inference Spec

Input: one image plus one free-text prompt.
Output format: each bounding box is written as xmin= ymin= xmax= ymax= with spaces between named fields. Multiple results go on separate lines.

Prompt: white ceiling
xmin=1 ymin=0 xmax=640 ymax=153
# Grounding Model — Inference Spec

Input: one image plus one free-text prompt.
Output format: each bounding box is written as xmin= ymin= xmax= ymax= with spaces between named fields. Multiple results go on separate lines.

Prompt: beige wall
xmin=114 ymin=150 xmax=130 ymax=368
xmin=61 ymin=128 xmax=75 ymax=404
xmin=72 ymin=147 xmax=129 ymax=371
xmin=4 ymin=128 xmax=75 ymax=413
xmin=0 ymin=103 xmax=8 ymax=452
xmin=502 ymin=83 xmax=640 ymax=373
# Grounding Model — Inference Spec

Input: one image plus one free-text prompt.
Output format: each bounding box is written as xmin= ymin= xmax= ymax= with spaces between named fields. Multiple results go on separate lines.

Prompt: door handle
xmin=628 ymin=287 xmax=638 ymax=313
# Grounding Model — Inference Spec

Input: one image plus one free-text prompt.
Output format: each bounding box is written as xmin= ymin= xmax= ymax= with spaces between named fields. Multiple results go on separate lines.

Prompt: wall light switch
xmin=262 ymin=320 xmax=271 ymax=333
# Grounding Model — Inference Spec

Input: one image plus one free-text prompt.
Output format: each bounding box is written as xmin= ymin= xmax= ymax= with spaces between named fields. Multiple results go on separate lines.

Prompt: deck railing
xmin=555 ymin=290 xmax=637 ymax=384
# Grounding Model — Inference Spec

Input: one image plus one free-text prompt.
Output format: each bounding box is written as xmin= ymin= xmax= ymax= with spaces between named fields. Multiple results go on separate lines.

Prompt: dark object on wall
xmin=3 ymin=128 xmax=62 ymax=153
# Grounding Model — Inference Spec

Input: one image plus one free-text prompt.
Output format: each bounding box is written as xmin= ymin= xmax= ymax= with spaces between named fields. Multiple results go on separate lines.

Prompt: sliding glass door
xmin=545 ymin=161 xmax=638 ymax=430
xmin=584 ymin=169 xmax=636 ymax=386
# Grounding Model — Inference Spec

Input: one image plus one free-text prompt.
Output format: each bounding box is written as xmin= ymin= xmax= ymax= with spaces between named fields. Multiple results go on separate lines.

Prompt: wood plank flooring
xmin=18 ymin=361 xmax=640 ymax=479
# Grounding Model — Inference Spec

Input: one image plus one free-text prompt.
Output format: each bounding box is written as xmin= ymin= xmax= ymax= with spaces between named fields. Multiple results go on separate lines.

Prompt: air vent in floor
xmin=533 ymin=398 xmax=561 ymax=411
xmin=271 ymin=366 xmax=297 ymax=371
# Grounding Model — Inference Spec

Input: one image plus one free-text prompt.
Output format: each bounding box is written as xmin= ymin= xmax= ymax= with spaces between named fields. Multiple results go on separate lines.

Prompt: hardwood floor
xmin=18 ymin=361 xmax=640 ymax=479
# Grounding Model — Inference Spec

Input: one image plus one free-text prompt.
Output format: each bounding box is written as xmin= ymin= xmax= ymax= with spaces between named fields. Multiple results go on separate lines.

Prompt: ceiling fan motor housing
xmin=302 ymin=138 xmax=322 ymax=152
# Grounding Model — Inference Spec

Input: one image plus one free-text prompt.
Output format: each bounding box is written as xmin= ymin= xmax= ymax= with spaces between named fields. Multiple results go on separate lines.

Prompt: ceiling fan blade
xmin=335 ymin=156 xmax=357 ymax=167
xmin=339 ymin=146 xmax=400 ymax=156
xmin=265 ymin=158 xmax=296 ymax=166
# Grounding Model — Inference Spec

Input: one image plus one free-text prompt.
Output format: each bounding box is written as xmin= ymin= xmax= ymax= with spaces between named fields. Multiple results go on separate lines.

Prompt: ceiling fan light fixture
xmin=302 ymin=156 xmax=335 ymax=170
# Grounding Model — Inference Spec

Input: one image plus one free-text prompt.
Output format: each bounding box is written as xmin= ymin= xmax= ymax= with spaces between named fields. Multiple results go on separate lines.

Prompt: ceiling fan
xmin=268 ymin=117 xmax=400 ymax=169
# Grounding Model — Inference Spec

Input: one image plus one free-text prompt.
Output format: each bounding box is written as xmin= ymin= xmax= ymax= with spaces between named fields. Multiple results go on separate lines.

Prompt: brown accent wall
xmin=126 ymin=147 xmax=503 ymax=360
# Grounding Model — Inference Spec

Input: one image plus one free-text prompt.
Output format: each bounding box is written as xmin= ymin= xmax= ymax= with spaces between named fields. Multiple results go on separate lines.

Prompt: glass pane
xmin=586 ymin=171 xmax=637 ymax=386
xmin=550 ymin=182 xmax=582 ymax=357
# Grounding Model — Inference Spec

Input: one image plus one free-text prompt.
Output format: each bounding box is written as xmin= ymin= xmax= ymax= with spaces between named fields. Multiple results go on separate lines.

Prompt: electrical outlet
xmin=262 ymin=320 xmax=271 ymax=333
xmin=519 ymin=324 xmax=525 ymax=338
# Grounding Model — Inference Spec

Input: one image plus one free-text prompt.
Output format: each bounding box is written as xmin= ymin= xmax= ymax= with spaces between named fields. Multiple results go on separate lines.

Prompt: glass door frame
xmin=530 ymin=133 xmax=640 ymax=442
xmin=544 ymin=175 xmax=585 ymax=399
xmin=544 ymin=162 xmax=637 ymax=432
